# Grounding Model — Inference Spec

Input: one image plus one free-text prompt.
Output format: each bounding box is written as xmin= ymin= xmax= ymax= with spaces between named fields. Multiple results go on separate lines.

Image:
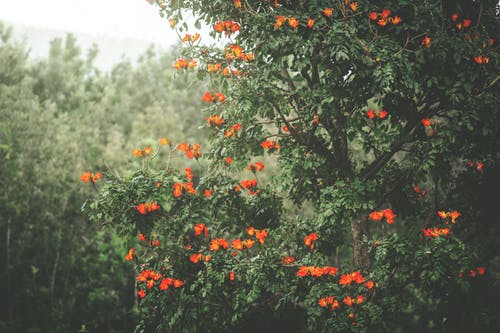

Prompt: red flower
xmin=451 ymin=14 xmax=459 ymax=22
xmin=125 ymin=248 xmax=135 ymax=261
xmin=307 ymin=18 xmax=315 ymax=28
xmin=194 ymin=223 xmax=209 ymax=237
xmin=365 ymin=280 xmax=374 ymax=289
xmin=224 ymin=157 xmax=234 ymax=165
xmin=422 ymin=36 xmax=431 ymax=48
xmin=281 ymin=256 xmax=296 ymax=265
xmin=476 ymin=162 xmax=484 ymax=171
xmin=255 ymin=229 xmax=268 ymax=244
xmin=463 ymin=19 xmax=471 ymax=27
xmin=173 ymin=279 xmax=184 ymax=288
xmin=366 ymin=109 xmax=375 ymax=119
xmin=229 ymin=272 xmax=236 ymax=281
xmin=323 ymin=8 xmax=333 ymax=17
xmin=137 ymin=289 xmax=146 ymax=298
xmin=378 ymin=110 xmax=388 ymax=119
xmin=201 ymin=92 xmax=214 ymax=102
xmin=356 ymin=295 xmax=365 ymax=304
xmin=368 ymin=12 xmax=378 ymax=21
xmin=203 ymin=189 xmax=213 ymax=197
xmin=421 ymin=118 xmax=432 ymax=127
xmin=369 ymin=211 xmax=384 ymax=221
xmin=380 ymin=9 xmax=392 ymax=19
xmin=343 ymin=296 xmax=354 ymax=306
xmin=136 ymin=202 xmax=160 ymax=215
xmin=383 ymin=209 xmax=396 ymax=224
xmin=477 ymin=266 xmax=486 ymax=275
xmin=138 ymin=233 xmax=146 ymax=242
xmin=304 ymin=232 xmax=318 ymax=251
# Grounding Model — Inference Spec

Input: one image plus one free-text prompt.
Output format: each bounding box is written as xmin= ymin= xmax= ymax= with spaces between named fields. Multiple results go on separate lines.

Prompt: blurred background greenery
xmin=0 ymin=21 xmax=208 ymax=332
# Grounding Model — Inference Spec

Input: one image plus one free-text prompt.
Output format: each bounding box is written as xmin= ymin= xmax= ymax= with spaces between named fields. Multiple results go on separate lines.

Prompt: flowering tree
xmin=84 ymin=1 xmax=499 ymax=331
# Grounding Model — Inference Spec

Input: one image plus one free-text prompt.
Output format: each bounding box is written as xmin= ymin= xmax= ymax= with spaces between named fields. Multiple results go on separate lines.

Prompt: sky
xmin=0 ymin=0 xmax=179 ymax=46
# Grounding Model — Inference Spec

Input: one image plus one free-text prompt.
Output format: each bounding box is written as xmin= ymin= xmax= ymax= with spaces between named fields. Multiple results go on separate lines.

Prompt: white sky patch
xmin=0 ymin=0 xmax=178 ymax=45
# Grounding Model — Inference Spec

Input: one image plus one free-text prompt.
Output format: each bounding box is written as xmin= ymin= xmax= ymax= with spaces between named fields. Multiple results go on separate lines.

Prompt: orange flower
xmin=422 ymin=36 xmax=431 ymax=48
xmin=255 ymin=229 xmax=268 ymax=244
xmin=189 ymin=253 xmax=204 ymax=263
xmin=159 ymin=138 xmax=169 ymax=145
xmin=339 ymin=274 xmax=353 ymax=286
xmin=323 ymin=8 xmax=333 ymax=17
xmin=421 ymin=118 xmax=431 ymax=127
xmin=229 ymin=271 xmax=236 ymax=281
xmin=356 ymin=295 xmax=365 ymax=304
xmin=368 ymin=12 xmax=378 ymax=21
xmin=243 ymin=239 xmax=254 ymax=249
xmin=233 ymin=0 xmax=241 ymax=8
xmin=225 ymin=123 xmax=242 ymax=138
xmin=214 ymin=93 xmax=226 ymax=102
xmin=185 ymin=168 xmax=194 ymax=180
xmin=207 ymin=63 xmax=222 ymax=73
xmin=125 ymin=248 xmax=135 ymax=261
xmin=304 ymin=232 xmax=318 ymax=250
xmin=232 ymin=239 xmax=244 ymax=250
xmin=281 ymin=256 xmax=296 ymax=265
xmin=224 ymin=157 xmax=234 ymax=165
xmin=214 ymin=20 xmax=240 ymax=35
xmin=450 ymin=211 xmax=461 ymax=224
xmin=343 ymin=296 xmax=354 ymax=306
xmin=365 ymin=280 xmax=374 ymax=289
xmin=247 ymin=162 xmax=264 ymax=172
xmin=80 ymin=171 xmax=103 ymax=183
xmin=437 ymin=211 xmax=448 ymax=219
xmin=203 ymin=189 xmax=213 ymax=197
xmin=247 ymin=226 xmax=255 ymax=236
xmin=206 ymin=115 xmax=225 ymax=127
xmin=307 ymin=18 xmax=315 ymax=28
xmin=137 ymin=289 xmax=146 ymax=298
xmin=194 ymin=223 xmax=209 ymax=237
xmin=138 ymin=233 xmax=146 ymax=242
xmin=202 ymin=92 xmax=214 ymax=102
xmin=349 ymin=2 xmax=358 ymax=11
xmin=378 ymin=110 xmax=388 ymax=119
xmin=380 ymin=9 xmax=392 ymax=19
xmin=173 ymin=279 xmax=184 ymax=288
xmin=366 ymin=109 xmax=375 ymax=119
xmin=377 ymin=19 xmax=387 ymax=27
xmin=422 ymin=227 xmax=451 ymax=237
xmin=261 ymin=140 xmax=280 ymax=151
xmin=391 ymin=16 xmax=402 ymax=25
xmin=241 ymin=179 xmax=258 ymax=190
xmin=318 ymin=298 xmax=328 ymax=307
xmin=274 ymin=15 xmax=285 ymax=28
xmin=369 ymin=211 xmax=384 ymax=221
xmin=383 ymin=209 xmax=396 ymax=224
xmin=288 ymin=17 xmax=299 ymax=29
xmin=210 ymin=238 xmax=229 ymax=251
xmin=136 ymin=202 xmax=160 ymax=215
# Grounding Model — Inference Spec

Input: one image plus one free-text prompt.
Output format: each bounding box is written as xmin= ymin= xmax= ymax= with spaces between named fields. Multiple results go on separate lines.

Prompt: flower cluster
xmin=422 ymin=36 xmax=431 ymax=48
xmin=451 ymin=14 xmax=471 ymax=30
xmin=369 ymin=209 xmax=396 ymax=224
xmin=125 ymin=248 xmax=135 ymax=261
xmin=177 ymin=142 xmax=201 ymax=159
xmin=137 ymin=269 xmax=184 ymax=298
xmin=247 ymin=162 xmax=264 ymax=173
xmin=173 ymin=182 xmax=197 ymax=197
xmin=136 ymin=202 xmax=160 ymax=215
xmin=437 ymin=210 xmax=461 ymax=224
xmin=339 ymin=271 xmax=365 ymax=286
xmin=225 ymin=44 xmax=253 ymax=62
xmin=296 ymin=266 xmax=338 ymax=277
xmin=209 ymin=238 xmax=230 ymax=251
xmin=304 ymin=232 xmax=319 ymax=251
xmin=422 ymin=227 xmax=450 ymax=237
xmin=281 ymin=256 xmax=296 ymax=265
xmin=366 ymin=109 xmax=388 ymax=119
xmin=193 ymin=223 xmax=209 ymax=237
xmin=214 ymin=20 xmax=241 ymax=35
xmin=231 ymin=238 xmax=254 ymax=250
xmin=182 ymin=33 xmax=200 ymax=43
xmin=413 ymin=185 xmax=427 ymax=198
xmin=369 ymin=9 xmax=401 ymax=26
xmin=133 ymin=147 xmax=152 ymax=157
xmin=247 ymin=227 xmax=268 ymax=244
xmin=473 ymin=55 xmax=490 ymax=64
xmin=261 ymin=140 xmax=280 ymax=151
xmin=189 ymin=252 xmax=211 ymax=263
xmin=202 ymin=92 xmax=226 ymax=103
xmin=459 ymin=266 xmax=486 ymax=278
xmin=319 ymin=296 xmax=340 ymax=312
xmin=343 ymin=295 xmax=365 ymax=306
xmin=80 ymin=171 xmax=103 ymax=183
xmin=225 ymin=123 xmax=242 ymax=138
xmin=173 ymin=58 xmax=197 ymax=69
xmin=467 ymin=161 xmax=484 ymax=171
xmin=240 ymin=179 xmax=259 ymax=195
xmin=206 ymin=115 xmax=225 ymax=126
xmin=274 ymin=16 xmax=300 ymax=29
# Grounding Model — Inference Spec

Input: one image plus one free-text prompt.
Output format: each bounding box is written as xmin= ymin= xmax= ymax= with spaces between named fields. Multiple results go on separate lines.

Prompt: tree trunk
xmin=351 ymin=215 xmax=369 ymax=268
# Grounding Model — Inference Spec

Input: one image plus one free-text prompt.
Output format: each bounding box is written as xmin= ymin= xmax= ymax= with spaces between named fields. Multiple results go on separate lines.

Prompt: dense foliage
xmin=82 ymin=0 xmax=500 ymax=332
xmin=0 ymin=22 xmax=207 ymax=332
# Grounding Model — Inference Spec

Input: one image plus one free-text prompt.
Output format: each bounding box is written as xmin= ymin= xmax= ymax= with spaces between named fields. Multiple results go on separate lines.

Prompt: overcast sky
xmin=0 ymin=0 xmax=179 ymax=46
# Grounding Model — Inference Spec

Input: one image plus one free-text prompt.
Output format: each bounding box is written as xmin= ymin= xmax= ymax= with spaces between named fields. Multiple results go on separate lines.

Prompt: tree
xmin=84 ymin=1 xmax=499 ymax=332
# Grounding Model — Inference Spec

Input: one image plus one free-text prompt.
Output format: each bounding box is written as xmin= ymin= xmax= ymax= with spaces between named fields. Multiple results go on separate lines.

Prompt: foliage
xmin=0 ymin=21 xmax=208 ymax=332
xmin=84 ymin=1 xmax=499 ymax=332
